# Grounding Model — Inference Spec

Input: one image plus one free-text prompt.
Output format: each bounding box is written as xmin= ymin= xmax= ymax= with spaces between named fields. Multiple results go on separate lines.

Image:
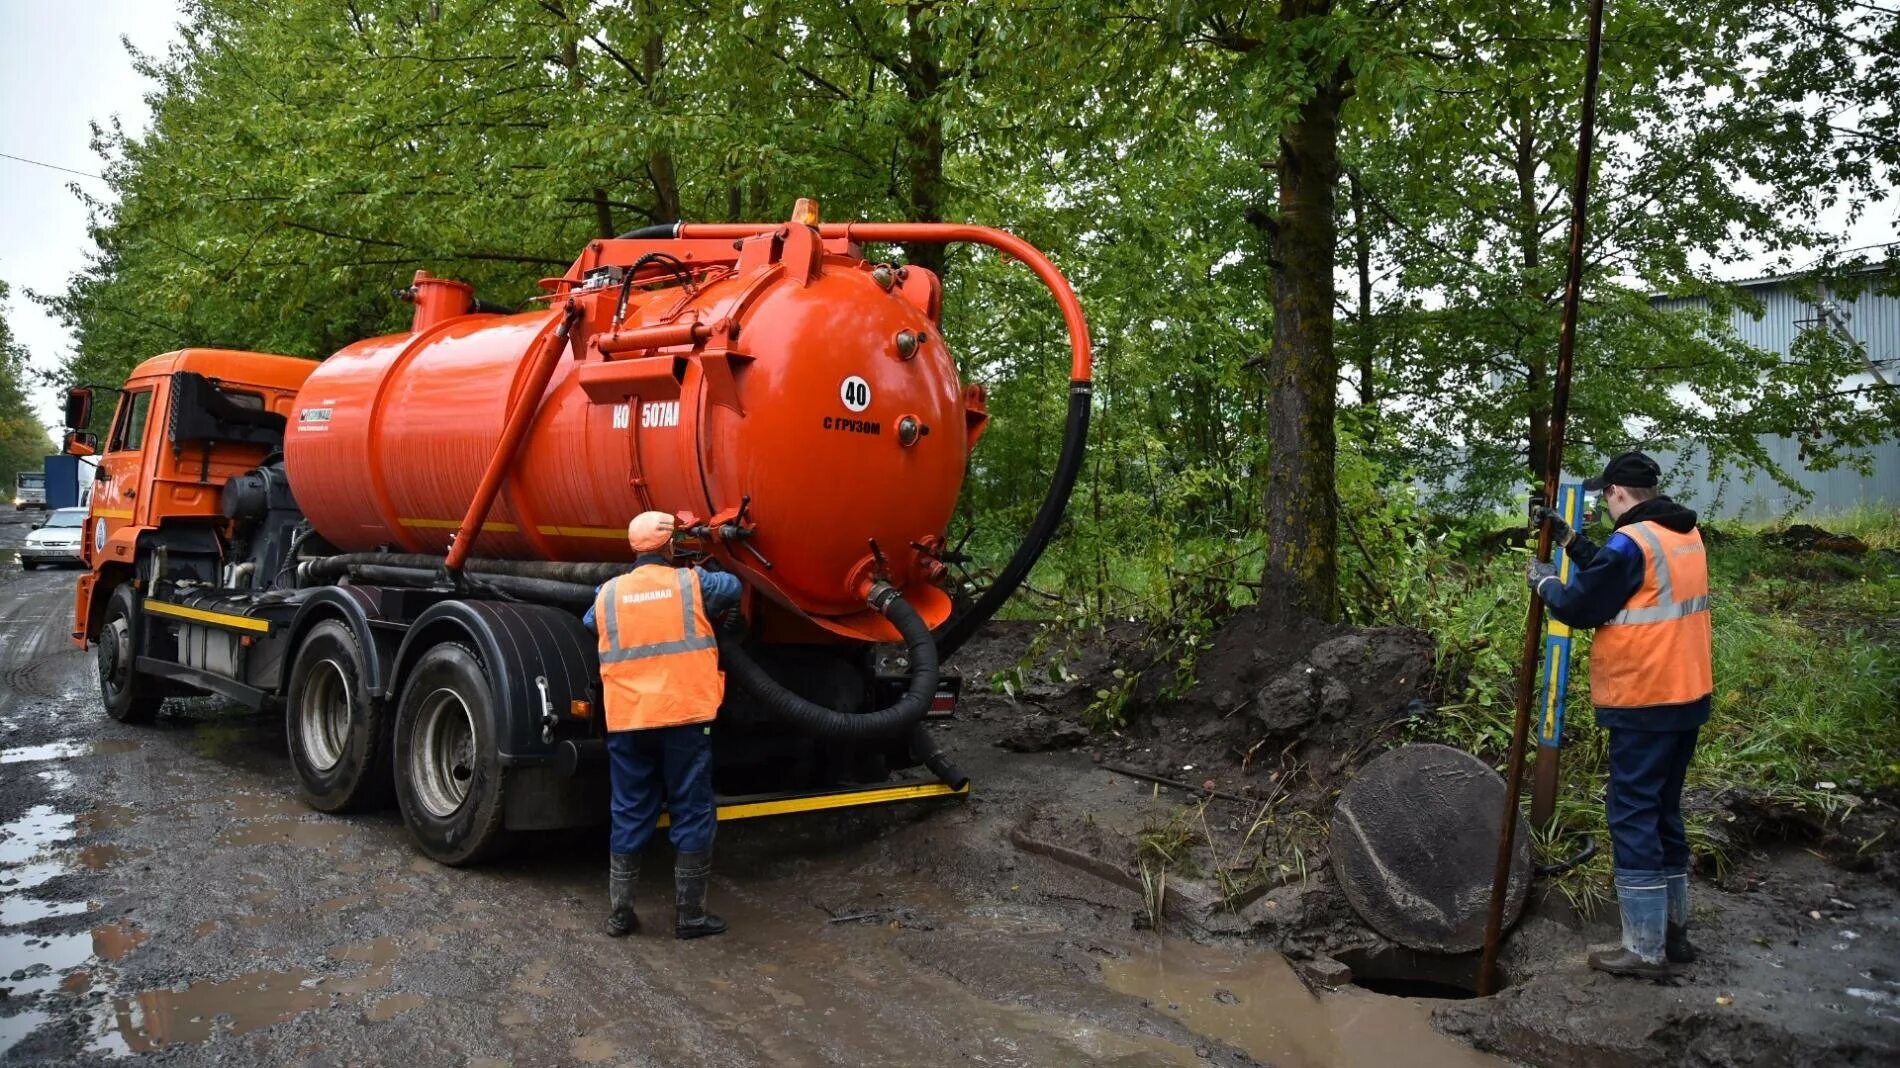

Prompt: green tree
xmin=0 ymin=282 xmax=56 ymax=492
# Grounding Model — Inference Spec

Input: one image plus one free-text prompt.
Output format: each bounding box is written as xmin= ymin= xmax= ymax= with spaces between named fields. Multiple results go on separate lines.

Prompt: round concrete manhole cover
xmin=1330 ymin=743 xmax=1533 ymax=953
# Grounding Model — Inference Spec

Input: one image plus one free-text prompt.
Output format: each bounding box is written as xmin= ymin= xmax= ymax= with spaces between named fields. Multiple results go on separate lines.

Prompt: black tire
xmin=20 ymin=561 xmax=38 ymax=571
xmin=392 ymin=642 xmax=512 ymax=865
xmin=287 ymin=619 xmax=391 ymax=813
xmin=98 ymin=585 xmax=163 ymax=724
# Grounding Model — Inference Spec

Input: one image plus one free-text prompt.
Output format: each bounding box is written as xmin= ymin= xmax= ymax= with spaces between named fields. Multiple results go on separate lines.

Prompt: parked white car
xmin=21 ymin=508 xmax=87 ymax=569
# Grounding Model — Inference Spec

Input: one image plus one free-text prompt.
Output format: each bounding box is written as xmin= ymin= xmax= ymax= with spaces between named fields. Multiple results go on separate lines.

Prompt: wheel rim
xmin=297 ymin=658 xmax=352 ymax=772
xmin=98 ymin=617 xmax=131 ymax=699
xmin=410 ymin=687 xmax=476 ymax=818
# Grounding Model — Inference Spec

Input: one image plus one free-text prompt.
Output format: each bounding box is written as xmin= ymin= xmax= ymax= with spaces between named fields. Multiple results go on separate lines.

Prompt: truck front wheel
xmin=287 ymin=620 xmax=391 ymax=813
xmin=392 ymin=642 xmax=512 ymax=865
xmin=98 ymin=585 xmax=163 ymax=724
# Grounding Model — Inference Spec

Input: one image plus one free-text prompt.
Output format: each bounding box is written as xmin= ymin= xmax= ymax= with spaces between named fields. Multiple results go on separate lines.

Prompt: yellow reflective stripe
xmin=93 ymin=508 xmax=135 ymax=520
xmin=143 ymin=599 xmax=272 ymax=633
xmin=655 ymin=782 xmax=970 ymax=827
xmin=536 ymin=525 xmax=628 ymax=539
xmin=399 ymin=517 xmax=520 ymax=532
xmin=397 ymin=519 xmax=628 ymax=539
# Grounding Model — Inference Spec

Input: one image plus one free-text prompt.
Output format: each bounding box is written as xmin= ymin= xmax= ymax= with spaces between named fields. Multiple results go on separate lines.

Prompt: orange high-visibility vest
xmin=1591 ymin=521 xmax=1713 ymax=710
xmin=595 ymin=564 xmax=724 ymax=732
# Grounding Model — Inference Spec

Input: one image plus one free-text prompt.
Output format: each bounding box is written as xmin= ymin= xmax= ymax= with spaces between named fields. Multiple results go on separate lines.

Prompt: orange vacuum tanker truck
xmin=58 ymin=201 xmax=1092 ymax=864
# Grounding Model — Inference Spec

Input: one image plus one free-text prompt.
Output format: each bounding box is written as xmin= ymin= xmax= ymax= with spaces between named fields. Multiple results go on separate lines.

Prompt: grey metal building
xmin=1650 ymin=265 xmax=1899 ymax=521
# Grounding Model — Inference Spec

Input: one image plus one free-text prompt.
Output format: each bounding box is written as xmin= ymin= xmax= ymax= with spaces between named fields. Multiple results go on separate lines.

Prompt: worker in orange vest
xmin=1530 ymin=451 xmax=1713 ymax=979
xmin=584 ymin=511 xmax=742 ymax=939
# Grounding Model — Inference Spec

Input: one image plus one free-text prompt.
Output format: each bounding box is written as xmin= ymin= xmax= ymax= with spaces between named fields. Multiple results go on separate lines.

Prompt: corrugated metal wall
xmin=1651 ymin=272 xmax=1898 ymax=520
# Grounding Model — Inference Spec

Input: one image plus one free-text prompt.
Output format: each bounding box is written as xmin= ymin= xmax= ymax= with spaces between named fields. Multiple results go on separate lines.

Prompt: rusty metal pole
xmin=1478 ymin=0 xmax=1606 ymax=997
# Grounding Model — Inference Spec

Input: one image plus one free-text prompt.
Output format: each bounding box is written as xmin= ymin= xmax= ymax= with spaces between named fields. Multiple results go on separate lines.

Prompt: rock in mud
xmin=1247 ymin=628 xmax=1434 ymax=754
xmin=1329 ymin=743 xmax=1532 ymax=953
xmin=996 ymin=718 xmax=1089 ymax=753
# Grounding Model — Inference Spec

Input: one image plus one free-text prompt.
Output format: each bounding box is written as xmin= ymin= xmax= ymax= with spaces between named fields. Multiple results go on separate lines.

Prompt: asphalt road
xmin=0 ymin=510 xmax=1507 ymax=1067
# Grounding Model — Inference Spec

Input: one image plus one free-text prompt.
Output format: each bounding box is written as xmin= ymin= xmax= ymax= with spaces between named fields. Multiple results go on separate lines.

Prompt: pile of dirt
xmin=1763 ymin=523 xmax=1869 ymax=554
xmin=1120 ymin=614 xmax=1437 ymax=800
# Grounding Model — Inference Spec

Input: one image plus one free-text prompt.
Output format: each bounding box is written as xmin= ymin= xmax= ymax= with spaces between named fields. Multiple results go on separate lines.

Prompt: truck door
xmin=92 ymin=386 xmax=156 ymax=566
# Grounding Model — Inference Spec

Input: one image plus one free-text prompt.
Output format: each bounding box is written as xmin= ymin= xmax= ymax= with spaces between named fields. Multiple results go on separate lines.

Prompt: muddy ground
xmin=0 ymin=506 xmax=1895 ymax=1066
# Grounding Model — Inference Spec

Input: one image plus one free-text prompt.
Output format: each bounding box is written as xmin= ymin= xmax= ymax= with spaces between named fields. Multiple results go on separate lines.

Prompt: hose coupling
xmin=867 ymin=582 xmax=901 ymax=613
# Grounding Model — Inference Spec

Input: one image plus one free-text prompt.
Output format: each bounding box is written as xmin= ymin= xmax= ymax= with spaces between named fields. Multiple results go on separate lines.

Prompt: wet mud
xmin=1 ymin=511 xmax=1893 ymax=1066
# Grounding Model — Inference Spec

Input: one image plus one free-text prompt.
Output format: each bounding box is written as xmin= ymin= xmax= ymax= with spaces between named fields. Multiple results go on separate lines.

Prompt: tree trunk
xmin=1515 ymin=101 xmax=1548 ymax=477
xmin=1350 ymin=172 xmax=1375 ymax=411
xmin=1259 ymin=9 xmax=1349 ymax=628
xmin=644 ymin=30 xmax=682 ymax=224
xmin=900 ymin=3 xmax=947 ymax=277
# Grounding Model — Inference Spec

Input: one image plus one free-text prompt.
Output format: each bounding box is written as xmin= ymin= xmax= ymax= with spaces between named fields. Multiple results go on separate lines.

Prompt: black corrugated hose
xmin=720 ymin=582 xmax=940 ymax=743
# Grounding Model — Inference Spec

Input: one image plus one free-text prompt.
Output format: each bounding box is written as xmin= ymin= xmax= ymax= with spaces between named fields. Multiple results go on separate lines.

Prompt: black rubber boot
xmin=674 ymin=849 xmax=727 ymax=940
xmin=1588 ymin=947 xmax=1679 ymax=980
xmin=606 ymin=852 xmax=639 ymax=937
xmin=1666 ymin=923 xmax=1698 ymax=965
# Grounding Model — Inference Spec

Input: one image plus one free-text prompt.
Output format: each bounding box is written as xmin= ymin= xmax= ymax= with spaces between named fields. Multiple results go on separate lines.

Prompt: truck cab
xmin=67 ymin=349 xmax=315 ymax=647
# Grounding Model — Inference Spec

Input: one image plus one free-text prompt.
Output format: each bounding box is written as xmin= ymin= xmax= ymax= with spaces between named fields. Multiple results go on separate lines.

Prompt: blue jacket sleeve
xmin=1538 ymin=532 xmax=1644 ymax=629
xmin=582 ymin=583 xmax=603 ymax=632
xmin=695 ymin=568 xmax=742 ymax=614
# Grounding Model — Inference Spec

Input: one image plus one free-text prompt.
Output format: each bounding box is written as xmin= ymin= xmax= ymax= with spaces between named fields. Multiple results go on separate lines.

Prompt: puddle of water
xmin=0 ymin=742 xmax=87 ymax=765
xmin=0 ymin=806 xmax=77 ymax=864
xmin=0 ymin=1010 xmax=51 ymax=1058
xmin=329 ymin=935 xmax=402 ymax=967
xmin=92 ymin=968 xmax=331 ymax=1055
xmin=0 ymin=930 xmax=95 ymax=996
xmin=77 ymin=843 xmax=134 ymax=870
xmin=92 ymin=920 xmax=149 ymax=962
xmin=318 ymin=892 xmax=370 ymax=914
xmin=1102 ymin=941 xmax=1509 ymax=1068
xmin=0 ymin=896 xmax=92 ymax=926
xmin=365 ymin=992 xmax=425 ymax=1023
xmin=216 ymin=819 xmax=350 ymax=849
xmin=0 ymin=861 xmax=64 ymax=892
xmin=0 ymin=738 xmax=139 ymax=765
xmin=77 ymin=804 xmax=137 ymax=836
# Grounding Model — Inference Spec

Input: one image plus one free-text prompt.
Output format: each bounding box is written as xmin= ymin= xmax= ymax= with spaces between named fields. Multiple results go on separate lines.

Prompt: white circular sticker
xmin=840 ymin=375 xmax=872 ymax=413
xmin=94 ymin=517 xmax=106 ymax=553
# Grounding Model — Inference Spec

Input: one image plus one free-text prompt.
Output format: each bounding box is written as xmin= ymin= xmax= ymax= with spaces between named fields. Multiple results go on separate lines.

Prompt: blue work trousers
xmin=1606 ymin=726 xmax=1699 ymax=875
xmin=607 ymin=723 xmax=716 ymax=856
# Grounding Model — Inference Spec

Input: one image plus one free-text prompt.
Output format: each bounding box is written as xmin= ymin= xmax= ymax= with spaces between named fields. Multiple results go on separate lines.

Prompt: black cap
xmin=1583 ymin=451 xmax=1661 ymax=491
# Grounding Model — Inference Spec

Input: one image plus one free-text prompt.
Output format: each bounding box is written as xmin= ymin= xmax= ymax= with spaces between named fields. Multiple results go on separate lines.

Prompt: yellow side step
xmin=657 ymin=780 xmax=969 ymax=827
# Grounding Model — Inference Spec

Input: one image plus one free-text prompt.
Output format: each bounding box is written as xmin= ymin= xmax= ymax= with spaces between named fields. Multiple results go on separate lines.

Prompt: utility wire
xmin=0 ymin=151 xmax=105 ymax=181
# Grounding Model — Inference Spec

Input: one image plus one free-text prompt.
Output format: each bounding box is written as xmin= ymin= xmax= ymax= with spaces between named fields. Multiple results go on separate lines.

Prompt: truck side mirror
xmin=63 ymin=387 xmax=93 ymax=431
xmin=64 ymin=430 xmax=98 ymax=457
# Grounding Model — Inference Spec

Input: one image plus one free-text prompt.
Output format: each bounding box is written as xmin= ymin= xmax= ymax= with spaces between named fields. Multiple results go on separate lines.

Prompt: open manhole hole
xmin=1335 ymin=946 xmax=1505 ymax=1000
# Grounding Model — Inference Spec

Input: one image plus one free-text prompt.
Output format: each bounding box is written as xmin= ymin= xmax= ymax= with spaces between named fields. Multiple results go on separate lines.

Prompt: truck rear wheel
xmin=98 ymin=585 xmax=163 ymax=724
xmin=392 ymin=642 xmax=511 ymax=865
xmin=287 ymin=620 xmax=391 ymax=813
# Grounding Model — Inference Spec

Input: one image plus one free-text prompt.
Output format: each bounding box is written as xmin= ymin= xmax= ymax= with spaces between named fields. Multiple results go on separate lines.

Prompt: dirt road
xmin=0 ymin=510 xmax=1505 ymax=1067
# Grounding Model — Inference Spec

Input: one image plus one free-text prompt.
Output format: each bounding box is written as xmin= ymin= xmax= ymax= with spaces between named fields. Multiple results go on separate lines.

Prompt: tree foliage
xmin=0 ymin=282 xmax=55 ymax=489
xmin=39 ymin=0 xmax=1899 ymax=613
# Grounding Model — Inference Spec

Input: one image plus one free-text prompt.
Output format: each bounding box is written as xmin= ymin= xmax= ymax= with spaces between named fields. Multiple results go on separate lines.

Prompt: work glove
xmin=1530 ymin=504 xmax=1575 ymax=549
xmin=1526 ymin=557 xmax=1560 ymax=598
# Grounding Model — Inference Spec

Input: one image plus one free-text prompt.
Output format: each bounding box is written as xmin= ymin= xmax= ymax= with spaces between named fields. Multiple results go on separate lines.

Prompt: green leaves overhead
xmin=42 ymin=0 xmax=1897 ymax=591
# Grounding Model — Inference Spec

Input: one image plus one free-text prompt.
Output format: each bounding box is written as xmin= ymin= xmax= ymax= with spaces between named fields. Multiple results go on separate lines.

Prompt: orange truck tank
xmin=285 ymin=232 xmax=978 ymax=641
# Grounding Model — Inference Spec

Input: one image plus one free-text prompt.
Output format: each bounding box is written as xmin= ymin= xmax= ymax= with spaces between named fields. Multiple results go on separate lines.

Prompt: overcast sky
xmin=0 ymin=0 xmax=183 ymax=430
xmin=0 ymin=3 xmax=1893 ymax=434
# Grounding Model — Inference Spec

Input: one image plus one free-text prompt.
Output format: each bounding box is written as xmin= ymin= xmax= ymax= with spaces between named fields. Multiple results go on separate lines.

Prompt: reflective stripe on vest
xmin=595 ymin=565 xmax=724 ymax=732
xmin=1591 ymin=521 xmax=1714 ymax=710
xmin=1609 ymin=523 xmax=1712 ymax=626
xmin=600 ymin=570 xmax=715 ymax=663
